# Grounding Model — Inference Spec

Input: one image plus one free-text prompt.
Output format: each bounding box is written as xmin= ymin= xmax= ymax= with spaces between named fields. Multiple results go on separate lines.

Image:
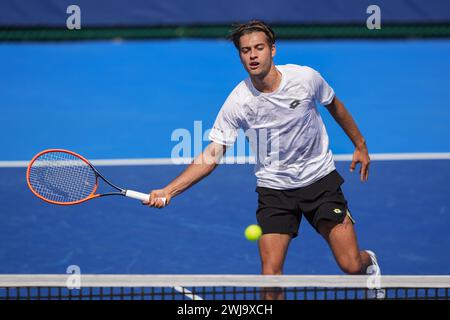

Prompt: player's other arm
xmin=145 ymin=141 xmax=227 ymax=208
xmin=325 ymin=96 xmax=370 ymax=181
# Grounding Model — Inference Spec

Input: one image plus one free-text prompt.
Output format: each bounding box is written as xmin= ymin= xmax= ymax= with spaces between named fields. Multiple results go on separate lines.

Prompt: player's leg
xmin=317 ymin=212 xmax=386 ymax=298
xmin=255 ymin=187 xmax=300 ymax=300
xmin=317 ymin=214 xmax=371 ymax=274
xmin=259 ymin=233 xmax=292 ymax=275
xmin=301 ymin=170 xmax=385 ymax=298
xmin=298 ymin=171 xmax=372 ymax=274
xmin=258 ymin=233 xmax=291 ymax=299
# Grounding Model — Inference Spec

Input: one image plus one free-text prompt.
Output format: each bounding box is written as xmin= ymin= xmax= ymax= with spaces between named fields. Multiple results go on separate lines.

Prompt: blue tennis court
xmin=0 ymin=38 xmax=449 ymax=276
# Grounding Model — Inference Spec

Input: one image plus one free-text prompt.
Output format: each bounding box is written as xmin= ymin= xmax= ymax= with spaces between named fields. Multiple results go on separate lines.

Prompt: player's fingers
xmin=364 ymin=162 xmax=370 ymax=181
xmin=149 ymin=192 xmax=157 ymax=207
xmin=350 ymin=160 xmax=357 ymax=172
xmin=156 ymin=197 xmax=167 ymax=208
xmin=361 ymin=162 xmax=369 ymax=181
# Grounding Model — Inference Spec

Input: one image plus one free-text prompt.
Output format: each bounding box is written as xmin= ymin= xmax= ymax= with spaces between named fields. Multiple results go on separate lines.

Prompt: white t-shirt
xmin=209 ymin=64 xmax=336 ymax=190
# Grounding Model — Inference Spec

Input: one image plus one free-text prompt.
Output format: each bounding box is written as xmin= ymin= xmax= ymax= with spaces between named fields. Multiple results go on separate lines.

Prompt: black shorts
xmin=256 ymin=170 xmax=355 ymax=238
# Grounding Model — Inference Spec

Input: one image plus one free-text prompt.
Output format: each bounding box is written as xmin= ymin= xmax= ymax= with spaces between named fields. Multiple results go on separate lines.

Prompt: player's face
xmin=238 ymin=32 xmax=275 ymax=78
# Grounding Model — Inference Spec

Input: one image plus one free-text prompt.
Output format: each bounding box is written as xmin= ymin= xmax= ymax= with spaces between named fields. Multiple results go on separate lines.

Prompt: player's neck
xmin=250 ymin=65 xmax=281 ymax=93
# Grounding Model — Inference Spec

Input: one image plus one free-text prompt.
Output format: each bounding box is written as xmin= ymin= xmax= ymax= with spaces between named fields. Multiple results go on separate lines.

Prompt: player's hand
xmin=143 ymin=189 xmax=171 ymax=208
xmin=350 ymin=143 xmax=370 ymax=182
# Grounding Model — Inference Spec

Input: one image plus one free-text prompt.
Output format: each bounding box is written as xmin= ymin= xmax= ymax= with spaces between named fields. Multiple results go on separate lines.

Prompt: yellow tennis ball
xmin=245 ymin=224 xmax=262 ymax=241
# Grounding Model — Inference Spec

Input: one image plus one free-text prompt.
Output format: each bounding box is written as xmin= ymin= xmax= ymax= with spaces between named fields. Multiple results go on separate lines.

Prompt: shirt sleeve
xmin=208 ymin=90 xmax=242 ymax=146
xmin=310 ymin=69 xmax=335 ymax=106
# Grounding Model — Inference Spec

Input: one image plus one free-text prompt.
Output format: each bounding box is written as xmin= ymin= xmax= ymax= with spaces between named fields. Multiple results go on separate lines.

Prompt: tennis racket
xmin=26 ymin=149 xmax=166 ymax=206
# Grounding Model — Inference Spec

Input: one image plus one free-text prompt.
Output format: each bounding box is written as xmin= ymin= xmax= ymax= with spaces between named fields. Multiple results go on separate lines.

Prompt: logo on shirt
xmin=333 ymin=208 xmax=342 ymax=214
xmin=290 ymin=100 xmax=301 ymax=109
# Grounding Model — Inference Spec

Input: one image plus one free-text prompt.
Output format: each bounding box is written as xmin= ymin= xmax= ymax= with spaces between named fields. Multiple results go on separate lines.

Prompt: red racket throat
xmin=26 ymin=149 xmax=100 ymax=205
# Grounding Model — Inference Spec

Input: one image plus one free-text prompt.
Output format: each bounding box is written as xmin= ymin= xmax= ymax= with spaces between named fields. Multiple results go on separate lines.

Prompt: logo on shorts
xmin=333 ymin=208 xmax=342 ymax=214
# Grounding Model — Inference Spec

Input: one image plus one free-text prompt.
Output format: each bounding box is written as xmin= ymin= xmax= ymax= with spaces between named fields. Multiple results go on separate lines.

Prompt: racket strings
xmin=28 ymin=152 xmax=97 ymax=203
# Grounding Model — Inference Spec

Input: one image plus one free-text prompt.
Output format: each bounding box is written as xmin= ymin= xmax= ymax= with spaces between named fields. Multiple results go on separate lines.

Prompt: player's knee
xmin=339 ymin=257 xmax=363 ymax=275
xmin=262 ymin=264 xmax=283 ymax=275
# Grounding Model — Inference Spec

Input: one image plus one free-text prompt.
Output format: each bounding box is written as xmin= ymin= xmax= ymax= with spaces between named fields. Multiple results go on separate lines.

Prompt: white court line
xmin=173 ymin=286 xmax=203 ymax=300
xmin=1 ymin=153 xmax=450 ymax=168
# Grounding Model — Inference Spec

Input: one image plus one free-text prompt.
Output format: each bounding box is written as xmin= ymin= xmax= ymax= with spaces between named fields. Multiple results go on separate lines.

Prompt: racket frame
xmin=26 ymin=149 xmax=132 ymax=205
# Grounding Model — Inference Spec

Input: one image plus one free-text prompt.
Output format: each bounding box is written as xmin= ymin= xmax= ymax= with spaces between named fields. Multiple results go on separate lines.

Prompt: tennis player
xmin=146 ymin=20 xmax=383 ymax=299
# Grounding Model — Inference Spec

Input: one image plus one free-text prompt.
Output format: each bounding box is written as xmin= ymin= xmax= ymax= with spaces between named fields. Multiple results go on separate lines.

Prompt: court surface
xmin=0 ymin=39 xmax=449 ymax=275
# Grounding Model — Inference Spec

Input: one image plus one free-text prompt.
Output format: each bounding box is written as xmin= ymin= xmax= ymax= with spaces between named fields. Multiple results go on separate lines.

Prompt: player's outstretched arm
xmin=325 ymin=96 xmax=370 ymax=182
xmin=144 ymin=142 xmax=227 ymax=208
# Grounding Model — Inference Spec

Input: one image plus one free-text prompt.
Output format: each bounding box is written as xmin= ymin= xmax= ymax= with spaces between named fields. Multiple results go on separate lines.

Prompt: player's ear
xmin=271 ymin=44 xmax=276 ymax=58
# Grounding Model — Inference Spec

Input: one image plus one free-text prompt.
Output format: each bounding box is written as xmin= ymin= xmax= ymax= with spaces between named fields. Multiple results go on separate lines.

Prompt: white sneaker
xmin=365 ymin=250 xmax=386 ymax=299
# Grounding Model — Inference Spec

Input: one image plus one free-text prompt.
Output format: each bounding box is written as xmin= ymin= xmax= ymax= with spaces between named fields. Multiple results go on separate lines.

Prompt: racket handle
xmin=125 ymin=190 xmax=167 ymax=206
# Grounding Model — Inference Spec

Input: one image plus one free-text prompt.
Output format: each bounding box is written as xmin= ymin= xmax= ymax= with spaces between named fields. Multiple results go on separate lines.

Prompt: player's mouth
xmin=249 ymin=62 xmax=260 ymax=70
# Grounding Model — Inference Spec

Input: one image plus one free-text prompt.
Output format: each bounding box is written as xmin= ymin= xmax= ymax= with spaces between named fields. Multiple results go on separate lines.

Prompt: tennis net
xmin=0 ymin=275 xmax=449 ymax=300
